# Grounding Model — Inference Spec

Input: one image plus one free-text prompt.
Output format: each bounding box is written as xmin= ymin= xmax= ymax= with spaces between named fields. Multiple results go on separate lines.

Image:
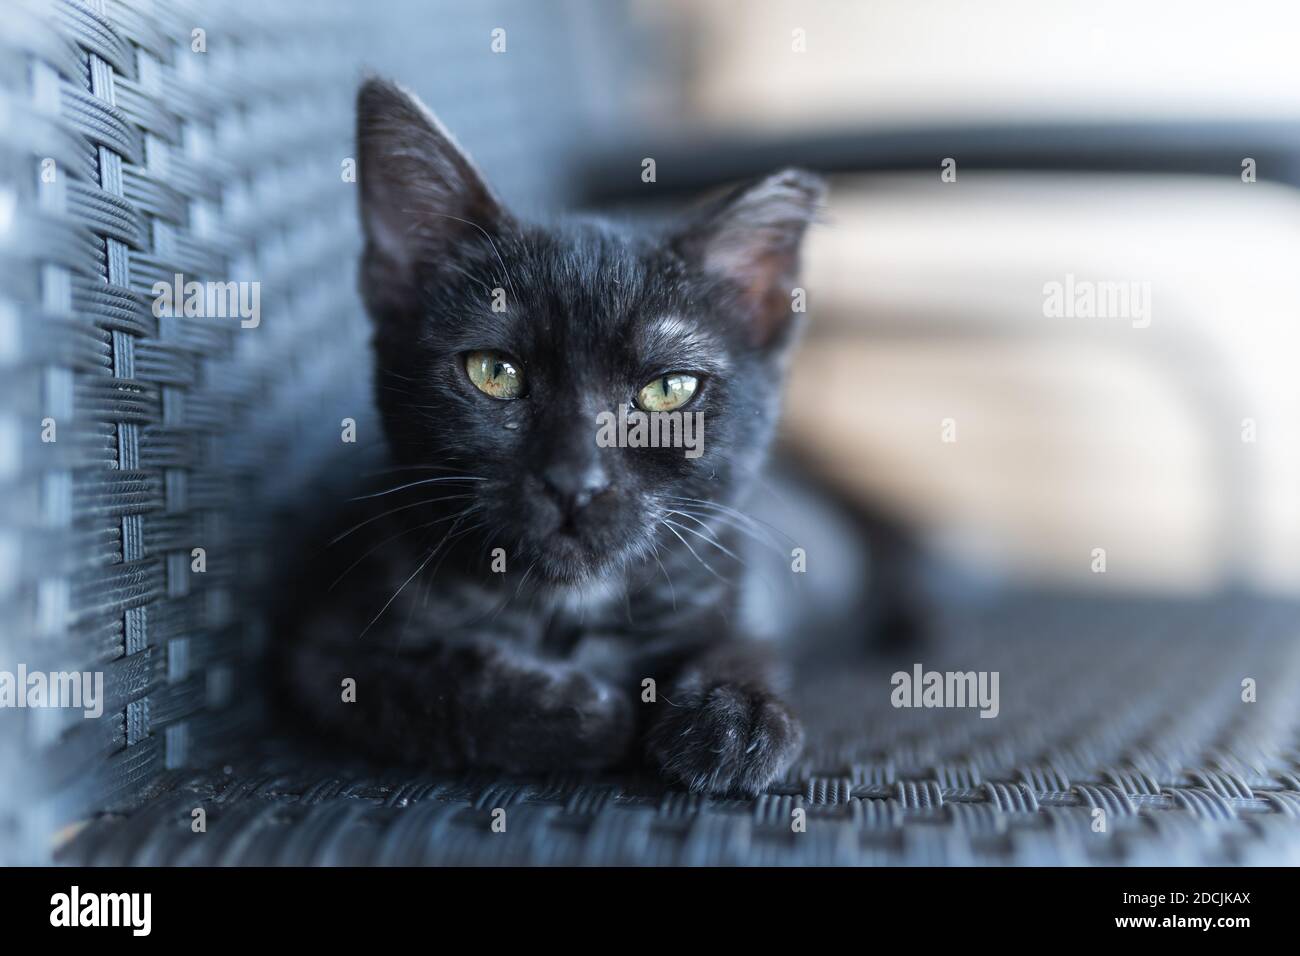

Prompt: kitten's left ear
xmin=673 ymin=169 xmax=826 ymax=350
xmin=356 ymin=78 xmax=511 ymax=323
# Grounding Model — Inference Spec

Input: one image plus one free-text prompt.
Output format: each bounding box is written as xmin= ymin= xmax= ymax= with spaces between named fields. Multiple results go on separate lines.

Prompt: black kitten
xmin=283 ymin=79 xmax=825 ymax=795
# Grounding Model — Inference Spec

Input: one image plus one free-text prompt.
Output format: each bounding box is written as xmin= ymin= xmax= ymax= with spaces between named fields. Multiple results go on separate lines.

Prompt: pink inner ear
xmin=755 ymin=257 xmax=800 ymax=347
xmin=709 ymin=240 xmax=798 ymax=348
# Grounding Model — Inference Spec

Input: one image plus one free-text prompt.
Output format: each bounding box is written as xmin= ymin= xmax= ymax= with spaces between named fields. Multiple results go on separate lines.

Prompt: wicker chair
xmin=3 ymin=0 xmax=1299 ymax=866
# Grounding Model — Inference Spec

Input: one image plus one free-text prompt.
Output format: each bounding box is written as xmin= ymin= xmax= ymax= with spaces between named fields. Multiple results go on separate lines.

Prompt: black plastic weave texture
xmin=60 ymin=597 xmax=1300 ymax=865
xmin=3 ymin=0 xmax=358 ymax=861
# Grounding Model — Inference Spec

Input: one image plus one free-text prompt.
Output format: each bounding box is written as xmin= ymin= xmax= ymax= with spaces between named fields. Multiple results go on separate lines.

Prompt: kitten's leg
xmin=644 ymin=642 xmax=803 ymax=796
xmin=286 ymin=637 xmax=634 ymax=771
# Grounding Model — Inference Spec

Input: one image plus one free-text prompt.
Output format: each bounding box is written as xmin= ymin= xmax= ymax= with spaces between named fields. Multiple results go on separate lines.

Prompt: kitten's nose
xmin=541 ymin=460 xmax=609 ymax=517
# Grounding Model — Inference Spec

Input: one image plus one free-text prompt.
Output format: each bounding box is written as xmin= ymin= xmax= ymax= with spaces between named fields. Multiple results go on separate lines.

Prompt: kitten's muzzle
xmin=541 ymin=460 xmax=611 ymax=526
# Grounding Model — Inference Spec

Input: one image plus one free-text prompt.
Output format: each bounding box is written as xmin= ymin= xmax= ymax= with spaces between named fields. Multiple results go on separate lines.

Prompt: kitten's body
xmin=289 ymin=466 xmax=772 ymax=777
xmin=281 ymin=80 xmax=880 ymax=794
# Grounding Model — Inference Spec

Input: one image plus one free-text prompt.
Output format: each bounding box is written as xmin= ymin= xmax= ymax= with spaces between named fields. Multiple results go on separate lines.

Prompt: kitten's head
xmin=356 ymin=79 xmax=824 ymax=586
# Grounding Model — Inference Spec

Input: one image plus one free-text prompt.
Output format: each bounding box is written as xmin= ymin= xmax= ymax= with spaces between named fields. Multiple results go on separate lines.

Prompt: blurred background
xmin=573 ymin=0 xmax=1300 ymax=597
xmin=2 ymin=0 xmax=1299 ymax=864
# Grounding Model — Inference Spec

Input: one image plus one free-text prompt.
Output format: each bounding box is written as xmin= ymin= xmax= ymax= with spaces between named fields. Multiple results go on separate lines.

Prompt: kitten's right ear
xmin=671 ymin=169 xmax=825 ymax=352
xmin=356 ymin=78 xmax=509 ymax=311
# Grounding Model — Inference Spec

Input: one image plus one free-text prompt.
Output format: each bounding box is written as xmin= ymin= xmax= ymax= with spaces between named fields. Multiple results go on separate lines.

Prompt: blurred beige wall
xmin=632 ymin=0 xmax=1300 ymax=594
xmin=783 ymin=174 xmax=1300 ymax=594
xmin=652 ymin=0 xmax=1300 ymax=130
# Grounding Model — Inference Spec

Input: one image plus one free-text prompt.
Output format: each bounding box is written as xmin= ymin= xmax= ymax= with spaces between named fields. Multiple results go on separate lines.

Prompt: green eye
xmin=636 ymin=373 xmax=698 ymax=412
xmin=465 ymin=350 xmax=524 ymax=400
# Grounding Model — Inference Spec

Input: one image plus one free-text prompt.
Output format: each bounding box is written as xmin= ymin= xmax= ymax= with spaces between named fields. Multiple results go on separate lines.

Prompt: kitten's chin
xmin=533 ymin=538 xmax=609 ymax=586
xmin=529 ymin=529 xmax=637 ymax=587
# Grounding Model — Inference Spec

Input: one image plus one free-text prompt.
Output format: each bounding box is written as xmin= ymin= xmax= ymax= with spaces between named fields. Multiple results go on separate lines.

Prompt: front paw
xmin=646 ymin=681 xmax=803 ymax=796
xmin=467 ymin=660 xmax=634 ymax=772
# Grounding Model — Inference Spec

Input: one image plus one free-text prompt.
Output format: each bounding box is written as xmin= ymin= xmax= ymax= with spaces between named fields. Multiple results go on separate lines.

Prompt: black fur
xmin=280 ymin=78 xmax=825 ymax=795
